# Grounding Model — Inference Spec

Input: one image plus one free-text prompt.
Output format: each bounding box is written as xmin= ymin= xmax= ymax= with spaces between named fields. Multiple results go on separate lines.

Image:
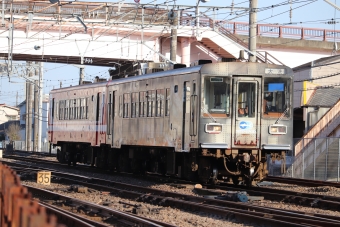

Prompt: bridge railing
xmin=219 ymin=21 xmax=340 ymax=42
xmin=187 ymin=16 xmax=286 ymax=65
xmin=181 ymin=17 xmax=340 ymax=42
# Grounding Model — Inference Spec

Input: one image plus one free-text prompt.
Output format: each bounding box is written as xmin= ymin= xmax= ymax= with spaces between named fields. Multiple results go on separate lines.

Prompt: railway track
xmin=4 ymin=154 xmax=340 ymax=212
xmin=265 ymin=175 xmax=340 ymax=188
xmin=28 ymin=185 xmax=174 ymax=227
xmin=3 ymin=160 xmax=340 ymax=227
xmin=0 ymin=163 xmax=92 ymax=227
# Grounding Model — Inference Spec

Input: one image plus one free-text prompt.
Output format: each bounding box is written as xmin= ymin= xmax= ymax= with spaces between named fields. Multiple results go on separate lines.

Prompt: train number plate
xmin=37 ymin=171 xmax=51 ymax=185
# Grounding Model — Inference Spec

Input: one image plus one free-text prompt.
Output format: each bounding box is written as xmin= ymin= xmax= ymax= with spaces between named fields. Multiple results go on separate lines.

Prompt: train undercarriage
xmin=56 ymin=142 xmax=283 ymax=186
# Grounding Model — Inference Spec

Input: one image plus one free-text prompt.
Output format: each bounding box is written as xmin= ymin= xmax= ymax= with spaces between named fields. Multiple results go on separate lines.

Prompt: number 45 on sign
xmin=37 ymin=171 xmax=51 ymax=185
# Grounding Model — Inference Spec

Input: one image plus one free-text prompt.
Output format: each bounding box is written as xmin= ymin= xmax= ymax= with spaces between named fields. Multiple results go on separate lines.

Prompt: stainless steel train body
xmin=49 ymin=62 xmax=293 ymax=184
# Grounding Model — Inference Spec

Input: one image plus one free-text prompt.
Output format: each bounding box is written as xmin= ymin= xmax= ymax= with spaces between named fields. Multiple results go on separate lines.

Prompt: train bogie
xmin=49 ymin=62 xmax=294 ymax=185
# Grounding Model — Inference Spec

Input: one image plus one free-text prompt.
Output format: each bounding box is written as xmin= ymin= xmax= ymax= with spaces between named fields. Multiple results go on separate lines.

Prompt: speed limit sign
xmin=134 ymin=0 xmax=140 ymax=3
xmin=37 ymin=171 xmax=51 ymax=185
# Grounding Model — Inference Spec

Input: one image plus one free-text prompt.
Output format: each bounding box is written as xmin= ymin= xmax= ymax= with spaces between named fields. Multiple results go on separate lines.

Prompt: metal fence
xmin=2 ymin=140 xmax=58 ymax=154
xmin=268 ymin=137 xmax=340 ymax=182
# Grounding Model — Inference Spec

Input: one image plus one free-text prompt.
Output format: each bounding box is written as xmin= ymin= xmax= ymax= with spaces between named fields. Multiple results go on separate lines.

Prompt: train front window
xmin=263 ymin=77 xmax=291 ymax=118
xmin=202 ymin=77 xmax=230 ymax=116
xmin=237 ymin=82 xmax=256 ymax=118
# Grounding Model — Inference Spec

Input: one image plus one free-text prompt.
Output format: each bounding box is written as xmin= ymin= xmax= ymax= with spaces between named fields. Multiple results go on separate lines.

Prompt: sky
xmin=0 ymin=0 xmax=339 ymax=107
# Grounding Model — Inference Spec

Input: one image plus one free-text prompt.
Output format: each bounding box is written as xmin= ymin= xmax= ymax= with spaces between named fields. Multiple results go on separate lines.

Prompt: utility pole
xmin=170 ymin=8 xmax=178 ymax=62
xmin=25 ymin=63 xmax=29 ymax=149
xmin=249 ymin=0 xmax=257 ymax=63
xmin=26 ymin=62 xmax=33 ymax=151
xmin=33 ymin=62 xmax=39 ymax=152
xmin=38 ymin=62 xmax=43 ymax=152
xmin=79 ymin=65 xmax=85 ymax=85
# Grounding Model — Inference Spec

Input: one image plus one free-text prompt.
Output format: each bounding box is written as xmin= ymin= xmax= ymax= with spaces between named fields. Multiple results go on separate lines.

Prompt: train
xmin=48 ymin=61 xmax=294 ymax=185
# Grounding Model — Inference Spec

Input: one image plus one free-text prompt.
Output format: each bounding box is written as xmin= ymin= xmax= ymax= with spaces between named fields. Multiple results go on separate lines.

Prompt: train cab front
xmin=196 ymin=72 xmax=293 ymax=186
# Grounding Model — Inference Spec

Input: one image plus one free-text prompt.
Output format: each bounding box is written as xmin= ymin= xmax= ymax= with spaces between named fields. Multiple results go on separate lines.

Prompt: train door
xmin=182 ymin=81 xmax=191 ymax=151
xmin=95 ymin=93 xmax=100 ymax=145
xmin=190 ymin=81 xmax=198 ymax=140
xmin=107 ymin=91 xmax=115 ymax=146
xmin=231 ymin=77 xmax=261 ymax=148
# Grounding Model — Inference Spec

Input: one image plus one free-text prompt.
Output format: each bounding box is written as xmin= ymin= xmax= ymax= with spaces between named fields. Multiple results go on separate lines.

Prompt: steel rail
xmin=27 ymin=186 xmax=175 ymax=227
xmin=265 ymin=175 xmax=340 ymax=188
xmin=3 ymin=159 xmax=340 ymax=227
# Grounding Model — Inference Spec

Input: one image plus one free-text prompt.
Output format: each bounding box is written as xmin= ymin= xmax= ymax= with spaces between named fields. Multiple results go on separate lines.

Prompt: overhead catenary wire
xmin=0 ymin=0 xmax=336 ymax=93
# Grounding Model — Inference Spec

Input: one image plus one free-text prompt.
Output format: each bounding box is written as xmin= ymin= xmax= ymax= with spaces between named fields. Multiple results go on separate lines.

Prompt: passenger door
xmin=182 ymin=81 xmax=191 ymax=151
xmin=231 ymin=77 xmax=261 ymax=148
xmin=107 ymin=91 xmax=115 ymax=146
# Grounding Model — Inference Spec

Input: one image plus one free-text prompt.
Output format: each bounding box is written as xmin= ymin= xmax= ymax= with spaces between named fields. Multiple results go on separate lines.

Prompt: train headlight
xmin=250 ymin=167 xmax=255 ymax=176
xmin=205 ymin=123 xmax=222 ymax=134
xmin=269 ymin=124 xmax=287 ymax=135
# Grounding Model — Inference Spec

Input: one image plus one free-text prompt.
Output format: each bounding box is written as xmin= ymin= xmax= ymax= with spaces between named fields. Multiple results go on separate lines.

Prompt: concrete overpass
xmin=0 ymin=0 xmax=337 ymax=71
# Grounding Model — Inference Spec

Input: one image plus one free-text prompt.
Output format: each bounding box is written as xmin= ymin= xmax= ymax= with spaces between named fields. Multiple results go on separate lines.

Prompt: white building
xmin=0 ymin=104 xmax=19 ymax=124
xmin=17 ymin=94 xmax=50 ymax=151
xmin=293 ymin=55 xmax=340 ymax=138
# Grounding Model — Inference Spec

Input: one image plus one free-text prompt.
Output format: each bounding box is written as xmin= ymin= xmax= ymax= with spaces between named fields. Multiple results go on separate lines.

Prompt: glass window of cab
xmin=263 ymin=77 xmax=291 ymax=118
xmin=202 ymin=77 xmax=230 ymax=117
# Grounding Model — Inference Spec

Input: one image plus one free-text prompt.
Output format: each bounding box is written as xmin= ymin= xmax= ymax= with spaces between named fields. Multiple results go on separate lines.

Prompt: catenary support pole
xmin=38 ymin=62 xmax=43 ymax=152
xmin=249 ymin=0 xmax=257 ymax=62
xmin=34 ymin=62 xmax=39 ymax=151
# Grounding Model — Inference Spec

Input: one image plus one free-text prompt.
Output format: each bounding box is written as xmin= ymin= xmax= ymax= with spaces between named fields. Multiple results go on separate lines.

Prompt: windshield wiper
xmin=201 ymin=107 xmax=217 ymax=123
xmin=275 ymin=107 xmax=290 ymax=124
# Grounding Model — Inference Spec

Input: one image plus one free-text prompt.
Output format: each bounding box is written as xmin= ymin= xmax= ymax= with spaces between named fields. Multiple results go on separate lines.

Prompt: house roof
xmin=306 ymin=87 xmax=340 ymax=107
xmin=0 ymin=104 xmax=19 ymax=111
xmin=293 ymin=54 xmax=340 ymax=72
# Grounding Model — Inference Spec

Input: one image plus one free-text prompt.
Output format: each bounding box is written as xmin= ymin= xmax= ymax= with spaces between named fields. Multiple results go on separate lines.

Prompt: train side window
xmin=165 ymin=88 xmax=170 ymax=116
xmin=119 ymin=95 xmax=122 ymax=117
xmin=70 ymin=99 xmax=73 ymax=120
xmin=123 ymin=93 xmax=130 ymax=118
xmin=156 ymin=89 xmax=164 ymax=117
xmin=139 ymin=91 xmax=146 ymax=117
xmin=74 ymin=99 xmax=77 ymax=119
xmin=65 ymin=100 xmax=69 ymax=120
xmin=59 ymin=100 xmax=64 ymax=120
xmin=82 ymin=98 xmax=85 ymax=119
xmin=76 ymin=99 xmax=80 ymax=119
xmin=80 ymin=98 xmax=84 ymax=119
xmin=147 ymin=90 xmax=155 ymax=117
xmin=85 ymin=97 xmax=89 ymax=119
xmin=55 ymin=101 xmax=58 ymax=120
xmin=174 ymin=85 xmax=178 ymax=93
xmin=131 ymin=92 xmax=139 ymax=118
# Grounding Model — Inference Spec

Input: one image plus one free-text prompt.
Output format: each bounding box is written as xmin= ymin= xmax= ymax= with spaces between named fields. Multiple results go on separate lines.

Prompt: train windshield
xmin=202 ymin=77 xmax=230 ymax=116
xmin=263 ymin=77 xmax=291 ymax=118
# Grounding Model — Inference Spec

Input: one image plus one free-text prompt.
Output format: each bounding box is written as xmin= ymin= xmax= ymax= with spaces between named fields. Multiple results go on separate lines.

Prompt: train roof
xmin=106 ymin=65 xmax=202 ymax=86
xmin=50 ymin=62 xmax=293 ymax=94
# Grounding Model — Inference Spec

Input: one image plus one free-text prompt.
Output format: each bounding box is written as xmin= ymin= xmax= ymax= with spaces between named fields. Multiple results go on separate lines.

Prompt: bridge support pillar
xmin=181 ymin=38 xmax=191 ymax=66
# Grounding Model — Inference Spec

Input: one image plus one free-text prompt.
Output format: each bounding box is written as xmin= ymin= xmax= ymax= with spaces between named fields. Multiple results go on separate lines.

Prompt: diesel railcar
xmin=48 ymin=61 xmax=293 ymax=185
